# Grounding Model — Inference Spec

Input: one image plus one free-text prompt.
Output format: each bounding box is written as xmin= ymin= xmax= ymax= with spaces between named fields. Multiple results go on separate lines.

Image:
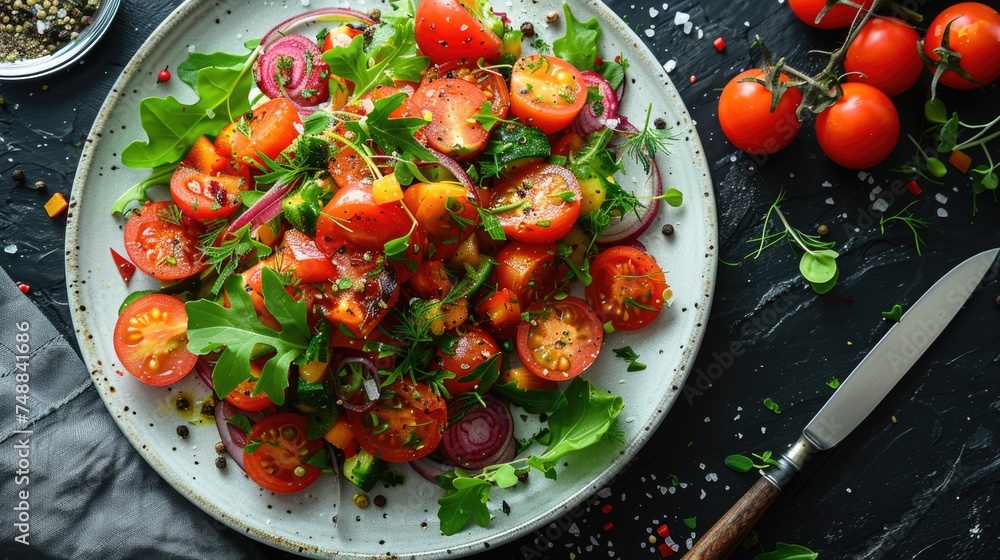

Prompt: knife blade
xmin=686 ymin=248 xmax=999 ymax=560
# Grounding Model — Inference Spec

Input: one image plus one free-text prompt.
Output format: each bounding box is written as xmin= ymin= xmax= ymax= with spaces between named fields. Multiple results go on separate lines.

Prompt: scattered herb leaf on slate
xmin=763 ymin=397 xmax=782 ymax=414
xmin=881 ymin=304 xmax=904 ymax=322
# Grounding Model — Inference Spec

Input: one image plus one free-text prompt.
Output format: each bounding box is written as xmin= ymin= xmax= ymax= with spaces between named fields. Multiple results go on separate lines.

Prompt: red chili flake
xmin=16 ymin=282 xmax=30 ymax=294
xmin=614 ymin=55 xmax=621 ymax=63
xmin=689 ymin=75 xmax=697 ymax=84
xmin=658 ymin=543 xmax=676 ymax=557
xmin=602 ymin=521 xmax=614 ymax=532
xmin=110 ymin=248 xmax=136 ymax=285
xmin=601 ymin=504 xmax=613 ymax=514
xmin=656 ymin=523 xmax=670 ymax=538
xmin=594 ymin=55 xmax=603 ymax=66
xmin=713 ymin=37 xmax=726 ymax=52
xmin=905 ymin=180 xmax=922 ymax=196
xmin=842 ymin=296 xmax=856 ymax=305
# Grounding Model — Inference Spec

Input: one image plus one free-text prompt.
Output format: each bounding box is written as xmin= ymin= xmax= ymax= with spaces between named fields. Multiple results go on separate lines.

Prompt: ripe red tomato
xmin=407 ymin=260 xmax=453 ymax=300
xmin=509 ymin=55 xmax=587 ymax=134
xmin=491 ymin=162 xmax=583 ymax=244
xmin=493 ymin=241 xmax=563 ymax=307
xmin=321 ymin=24 xmax=362 ymax=52
xmin=475 ymin=287 xmax=522 ymax=340
xmin=496 ymin=366 xmax=558 ymax=391
xmin=409 ymin=78 xmax=491 ymax=160
xmin=346 ymin=378 xmax=447 ymax=462
xmin=123 ymin=200 xmax=207 ymax=281
xmin=718 ymin=69 xmax=803 ymax=155
xmin=243 ymin=413 xmax=325 ymax=493
xmin=517 ymin=296 xmax=603 ymax=382
xmin=315 ymin=183 xmax=412 ymax=253
xmin=230 ymin=98 xmax=302 ymax=167
xmin=402 ymin=181 xmax=480 ymax=259
xmin=169 ymin=165 xmax=244 ymax=220
xmin=434 ymin=324 xmax=501 ymax=396
xmin=276 ymin=229 xmax=338 ymax=284
xmin=315 ymin=240 xmax=400 ymax=338
xmin=223 ymin=358 xmax=275 ymax=413
xmin=788 ymin=0 xmax=876 ymax=29
xmin=586 ymin=245 xmax=669 ymax=331
xmin=814 ymin=82 xmax=900 ymax=169
xmin=113 ymin=293 xmax=197 ymax=386
xmin=425 ymin=60 xmax=511 ymax=119
xmin=922 ymin=2 xmax=1000 ymax=89
xmin=414 ymin=0 xmax=503 ymax=65
xmin=844 ymin=17 xmax=922 ymax=97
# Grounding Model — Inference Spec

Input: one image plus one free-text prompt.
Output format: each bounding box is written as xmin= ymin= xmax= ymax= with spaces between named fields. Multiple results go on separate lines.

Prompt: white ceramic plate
xmin=66 ymin=1 xmax=716 ymax=557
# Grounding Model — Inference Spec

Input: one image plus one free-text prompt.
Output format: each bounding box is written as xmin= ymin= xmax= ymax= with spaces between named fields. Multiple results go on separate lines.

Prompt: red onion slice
xmin=441 ymin=395 xmax=516 ymax=470
xmin=255 ymin=35 xmax=331 ymax=109
xmin=213 ymin=399 xmax=265 ymax=473
xmin=572 ymin=71 xmax=621 ymax=137
xmin=261 ymin=7 xmax=375 ymax=49
xmin=409 ymin=455 xmax=451 ymax=483
xmin=330 ymin=355 xmax=381 ymax=413
xmin=227 ymin=180 xmax=296 ymax=234
xmin=595 ymin=157 xmax=663 ymax=244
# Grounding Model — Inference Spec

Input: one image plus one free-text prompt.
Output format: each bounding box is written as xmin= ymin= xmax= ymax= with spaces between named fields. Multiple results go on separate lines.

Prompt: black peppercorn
xmin=176 ymin=425 xmax=189 ymax=438
xmin=12 ymin=169 xmax=25 ymax=183
xmin=661 ymin=224 xmax=675 ymax=236
xmin=654 ymin=117 xmax=667 ymax=130
xmin=215 ymin=456 xmax=227 ymax=469
xmin=373 ymin=495 xmax=387 ymax=507
xmin=520 ymin=22 xmax=535 ymax=37
xmin=175 ymin=396 xmax=191 ymax=411
xmin=200 ymin=401 xmax=215 ymax=417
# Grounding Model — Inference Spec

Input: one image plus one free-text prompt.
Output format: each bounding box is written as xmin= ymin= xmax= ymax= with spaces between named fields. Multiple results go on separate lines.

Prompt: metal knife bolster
xmin=761 ymin=435 xmax=820 ymax=489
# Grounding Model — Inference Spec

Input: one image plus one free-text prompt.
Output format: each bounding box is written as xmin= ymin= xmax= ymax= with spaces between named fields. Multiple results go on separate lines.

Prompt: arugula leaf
xmin=527 ymin=378 xmax=624 ymax=473
xmin=552 ymin=3 xmax=601 ymax=72
xmin=227 ymin=414 xmax=252 ymax=436
xmin=437 ymin=476 xmax=492 ymax=535
xmin=185 ymin=267 xmax=310 ymax=405
xmin=121 ymin=43 xmax=258 ymax=170
xmin=752 ymin=542 xmax=818 ymax=560
xmin=344 ymin=92 xmax=435 ymax=161
xmin=175 ymin=42 xmax=259 ymax=88
xmin=492 ymin=381 xmax=568 ymax=415
xmin=598 ymin=54 xmax=629 ymax=91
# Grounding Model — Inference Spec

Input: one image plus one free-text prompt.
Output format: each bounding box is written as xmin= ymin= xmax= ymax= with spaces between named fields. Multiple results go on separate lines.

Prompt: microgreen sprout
xmin=879 ymin=201 xmax=930 ymax=256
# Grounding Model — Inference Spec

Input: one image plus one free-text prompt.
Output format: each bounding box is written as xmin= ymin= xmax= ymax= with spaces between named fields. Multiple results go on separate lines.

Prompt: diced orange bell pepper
xmin=44 ymin=192 xmax=68 ymax=218
xmin=948 ymin=150 xmax=972 ymax=174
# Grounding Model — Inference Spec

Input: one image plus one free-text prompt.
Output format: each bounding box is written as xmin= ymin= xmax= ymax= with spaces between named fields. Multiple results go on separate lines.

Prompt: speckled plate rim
xmin=0 ymin=0 xmax=121 ymax=81
xmin=65 ymin=0 xmax=717 ymax=557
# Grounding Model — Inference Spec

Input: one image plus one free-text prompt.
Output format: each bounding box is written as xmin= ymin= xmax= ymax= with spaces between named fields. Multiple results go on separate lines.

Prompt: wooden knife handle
xmin=684 ymin=476 xmax=782 ymax=560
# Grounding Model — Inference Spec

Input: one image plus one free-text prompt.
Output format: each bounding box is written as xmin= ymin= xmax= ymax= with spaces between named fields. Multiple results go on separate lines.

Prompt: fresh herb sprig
xmin=725 ymin=451 xmax=780 ymax=473
xmin=618 ymin=104 xmax=677 ymax=174
xmin=879 ymin=201 xmax=929 ymax=256
xmin=746 ymin=188 xmax=840 ymax=294
xmin=199 ymin=223 xmax=272 ymax=295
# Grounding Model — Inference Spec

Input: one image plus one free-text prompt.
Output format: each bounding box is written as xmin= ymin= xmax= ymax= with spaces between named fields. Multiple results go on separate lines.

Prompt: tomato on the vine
xmin=718 ymin=69 xmax=803 ymax=155
xmin=491 ymin=162 xmax=583 ymax=244
xmin=844 ymin=17 xmax=922 ymax=97
xmin=814 ymin=82 xmax=900 ymax=169
xmin=586 ymin=245 xmax=669 ymax=331
xmin=517 ymin=296 xmax=603 ymax=382
xmin=787 ymin=0 xmax=875 ymax=29
xmin=922 ymin=2 xmax=1000 ymax=89
xmin=414 ymin=0 xmax=503 ymax=65
xmin=243 ymin=413 xmax=325 ymax=493
xmin=346 ymin=378 xmax=447 ymax=462
xmin=509 ymin=55 xmax=587 ymax=134
xmin=123 ymin=200 xmax=207 ymax=281
xmin=113 ymin=293 xmax=197 ymax=386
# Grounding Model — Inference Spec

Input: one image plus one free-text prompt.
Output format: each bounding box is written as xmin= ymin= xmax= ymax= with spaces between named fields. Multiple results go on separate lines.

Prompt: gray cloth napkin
xmin=0 ymin=267 xmax=267 ymax=559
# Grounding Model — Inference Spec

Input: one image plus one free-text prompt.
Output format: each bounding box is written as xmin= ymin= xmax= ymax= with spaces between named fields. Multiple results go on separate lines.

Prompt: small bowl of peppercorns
xmin=0 ymin=0 xmax=121 ymax=81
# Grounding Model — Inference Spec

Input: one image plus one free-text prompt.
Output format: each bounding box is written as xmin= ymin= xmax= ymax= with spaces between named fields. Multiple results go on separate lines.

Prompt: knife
xmin=686 ymin=247 xmax=999 ymax=560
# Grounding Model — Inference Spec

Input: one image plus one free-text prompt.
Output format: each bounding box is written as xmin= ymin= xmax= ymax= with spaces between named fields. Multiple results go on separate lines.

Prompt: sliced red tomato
xmin=585 ymin=245 xmax=669 ymax=331
xmin=434 ymin=324 xmax=501 ymax=396
xmin=169 ymin=165 xmax=244 ymax=220
xmin=497 ymin=365 xmax=558 ymax=391
xmin=224 ymin=358 xmax=275 ymax=413
xmin=475 ymin=287 xmax=521 ymax=340
xmin=509 ymin=55 xmax=587 ymax=134
xmin=182 ymin=135 xmax=228 ymax=175
xmin=231 ymin=97 xmax=302 ymax=167
xmin=346 ymin=378 xmax=447 ymax=462
xmin=123 ymin=200 xmax=207 ymax=281
xmin=243 ymin=413 xmax=324 ymax=493
xmin=314 ymin=239 xmax=400 ymax=338
xmin=426 ymin=60 xmax=511 ymax=119
xmin=278 ymin=229 xmax=338 ymax=284
xmin=407 ymin=259 xmax=453 ymax=300
xmin=493 ymin=241 xmax=562 ymax=307
xmin=414 ymin=0 xmax=503 ymax=65
xmin=110 ymin=247 xmax=136 ymax=285
xmin=315 ymin=183 xmax=413 ymax=254
xmin=516 ymin=296 xmax=603 ymax=382
xmin=402 ymin=181 xmax=480 ymax=259
xmin=410 ymin=78 xmax=490 ymax=160
xmin=113 ymin=293 xmax=196 ymax=386
xmin=491 ymin=162 xmax=582 ymax=243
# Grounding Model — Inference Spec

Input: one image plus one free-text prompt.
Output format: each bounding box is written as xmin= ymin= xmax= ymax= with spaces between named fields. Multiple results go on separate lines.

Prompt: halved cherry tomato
xmin=231 ymin=97 xmax=302 ymax=167
xmin=492 ymin=162 xmax=582 ymax=243
xmin=224 ymin=358 xmax=275 ymax=413
xmin=123 ymin=200 xmax=207 ymax=281
xmin=517 ymin=296 xmax=603 ymax=381
xmin=403 ymin=181 xmax=480 ymax=258
xmin=493 ymin=241 xmax=562 ymax=307
xmin=346 ymin=378 xmax=447 ymax=462
xmin=426 ymin=60 xmax=511 ymax=119
xmin=113 ymin=293 xmax=196 ymax=386
xmin=243 ymin=413 xmax=324 ymax=493
xmin=410 ymin=78 xmax=490 ymax=160
xmin=475 ymin=287 xmax=521 ymax=340
xmin=169 ymin=165 xmax=244 ymax=220
xmin=922 ymin=3 xmax=1000 ymax=89
xmin=787 ymin=0 xmax=875 ymax=29
xmin=407 ymin=260 xmax=453 ymax=300
xmin=414 ymin=0 xmax=503 ymax=65
xmin=315 ymin=183 xmax=413 ymax=254
xmin=182 ymin=135 xmax=228 ymax=175
xmin=509 ymin=55 xmax=586 ymax=134
xmin=497 ymin=366 xmax=558 ymax=391
xmin=585 ymin=245 xmax=669 ymax=331
xmin=434 ymin=324 xmax=501 ymax=396
xmin=278 ymin=229 xmax=338 ymax=284
xmin=314 ymin=239 xmax=400 ymax=338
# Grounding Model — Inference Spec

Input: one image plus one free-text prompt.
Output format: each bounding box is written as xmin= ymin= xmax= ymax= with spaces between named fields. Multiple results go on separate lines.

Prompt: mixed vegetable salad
xmin=108 ymin=0 xmax=681 ymax=535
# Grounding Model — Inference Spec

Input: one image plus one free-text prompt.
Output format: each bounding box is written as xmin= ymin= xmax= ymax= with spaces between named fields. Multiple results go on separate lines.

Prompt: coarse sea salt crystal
xmin=938 ymin=208 xmax=949 ymax=218
xmin=650 ymin=7 xmax=659 ymax=17
xmin=826 ymin=198 xmax=835 ymax=205
xmin=684 ymin=22 xmax=693 ymax=34
xmin=674 ymin=12 xmax=690 ymax=25
xmin=822 ymin=181 xmax=833 ymax=187
xmin=663 ymin=60 xmax=677 ymax=72
xmin=4 ymin=244 xmax=17 ymax=254
xmin=935 ymin=193 xmax=948 ymax=204
xmin=700 ymin=489 xmax=707 ymax=500
xmin=706 ymin=473 xmax=718 ymax=482
xmin=645 ymin=28 xmax=655 ymax=37
xmin=872 ymin=198 xmax=890 ymax=213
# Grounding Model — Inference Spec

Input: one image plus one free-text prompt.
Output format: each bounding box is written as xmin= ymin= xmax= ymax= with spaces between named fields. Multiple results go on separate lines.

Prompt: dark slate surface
xmin=1 ymin=0 xmax=997 ymax=558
